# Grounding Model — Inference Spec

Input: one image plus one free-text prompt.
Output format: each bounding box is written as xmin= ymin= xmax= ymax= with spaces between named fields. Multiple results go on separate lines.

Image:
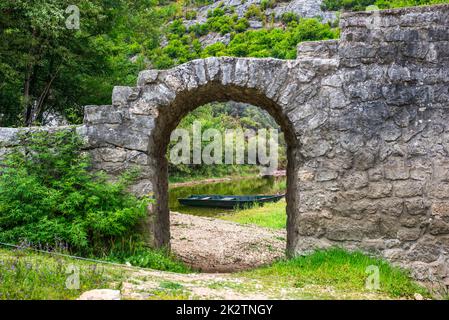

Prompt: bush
xmin=189 ymin=23 xmax=209 ymax=37
xmin=0 ymin=129 xmax=150 ymax=255
xmin=168 ymin=19 xmax=186 ymax=36
xmin=261 ymin=0 xmax=277 ymax=10
xmin=185 ymin=10 xmax=197 ymax=20
xmin=245 ymin=4 xmax=264 ymax=21
xmin=207 ymin=14 xmax=235 ymax=34
xmin=280 ymin=12 xmax=300 ymax=25
xmin=234 ymin=18 xmax=250 ymax=33
xmin=207 ymin=7 xmax=225 ymax=18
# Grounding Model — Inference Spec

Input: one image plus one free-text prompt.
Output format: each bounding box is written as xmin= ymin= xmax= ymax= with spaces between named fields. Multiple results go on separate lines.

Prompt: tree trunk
xmin=31 ymin=68 xmax=59 ymax=124
xmin=23 ymin=65 xmax=34 ymax=126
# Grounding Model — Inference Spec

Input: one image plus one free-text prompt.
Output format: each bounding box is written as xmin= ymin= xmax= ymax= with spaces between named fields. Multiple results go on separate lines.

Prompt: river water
xmin=168 ymin=176 xmax=286 ymax=217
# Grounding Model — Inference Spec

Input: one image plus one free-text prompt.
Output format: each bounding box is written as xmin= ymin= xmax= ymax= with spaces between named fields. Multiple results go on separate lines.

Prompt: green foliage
xmin=321 ymin=0 xmax=449 ymax=11
xmin=234 ymin=18 xmax=250 ymax=33
xmin=280 ymin=12 xmax=300 ymax=25
xmin=189 ymin=23 xmax=210 ymax=37
xmin=0 ymin=2 xmax=338 ymax=124
xmin=169 ymin=18 xmax=187 ymax=36
xmin=185 ymin=10 xmax=198 ymax=20
xmin=206 ymin=11 xmax=239 ymax=35
xmin=0 ymin=0 xmax=164 ymax=127
xmin=0 ymin=129 xmax=150 ymax=254
xmin=167 ymin=103 xmax=288 ymax=180
xmin=261 ymin=0 xmax=277 ymax=10
xmin=2 ymin=0 xmax=447 ymax=127
xmin=245 ymin=4 xmax=265 ymax=21
xmin=203 ymin=18 xmax=338 ymax=60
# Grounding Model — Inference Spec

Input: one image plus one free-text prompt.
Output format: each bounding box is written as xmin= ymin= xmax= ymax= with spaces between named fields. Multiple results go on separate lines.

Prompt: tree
xmin=0 ymin=0 xmax=162 ymax=127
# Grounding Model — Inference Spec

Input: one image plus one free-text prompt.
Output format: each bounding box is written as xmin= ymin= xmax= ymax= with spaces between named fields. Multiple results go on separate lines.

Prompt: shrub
xmin=153 ymin=53 xmax=175 ymax=69
xmin=261 ymin=0 xmax=277 ymax=10
xmin=207 ymin=7 xmax=225 ymax=18
xmin=245 ymin=4 xmax=264 ymax=21
xmin=185 ymin=10 xmax=197 ymax=20
xmin=168 ymin=19 xmax=186 ymax=36
xmin=280 ymin=12 xmax=300 ymax=25
xmin=207 ymin=14 xmax=234 ymax=34
xmin=234 ymin=18 xmax=250 ymax=33
xmin=189 ymin=23 xmax=209 ymax=37
xmin=201 ymin=42 xmax=227 ymax=57
xmin=0 ymin=129 xmax=150 ymax=255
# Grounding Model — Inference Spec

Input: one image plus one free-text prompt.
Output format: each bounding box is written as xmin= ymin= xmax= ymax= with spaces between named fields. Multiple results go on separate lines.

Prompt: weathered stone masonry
xmin=1 ymin=5 xmax=449 ymax=281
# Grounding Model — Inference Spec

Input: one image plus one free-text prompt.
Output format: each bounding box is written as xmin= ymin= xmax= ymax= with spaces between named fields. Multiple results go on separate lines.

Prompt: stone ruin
xmin=1 ymin=5 xmax=449 ymax=281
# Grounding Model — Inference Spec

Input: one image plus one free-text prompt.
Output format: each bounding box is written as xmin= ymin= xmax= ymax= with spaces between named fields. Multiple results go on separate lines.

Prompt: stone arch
xmin=135 ymin=57 xmax=313 ymax=251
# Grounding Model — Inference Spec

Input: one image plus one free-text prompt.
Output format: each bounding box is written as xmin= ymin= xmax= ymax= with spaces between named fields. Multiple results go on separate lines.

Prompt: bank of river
xmin=168 ymin=176 xmax=286 ymax=217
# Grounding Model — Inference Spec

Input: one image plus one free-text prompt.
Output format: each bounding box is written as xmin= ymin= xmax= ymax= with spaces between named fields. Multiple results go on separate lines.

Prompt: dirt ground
xmin=170 ymin=212 xmax=287 ymax=272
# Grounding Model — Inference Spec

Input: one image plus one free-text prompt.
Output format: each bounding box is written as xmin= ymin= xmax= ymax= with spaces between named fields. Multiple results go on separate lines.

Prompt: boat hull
xmin=178 ymin=194 xmax=284 ymax=209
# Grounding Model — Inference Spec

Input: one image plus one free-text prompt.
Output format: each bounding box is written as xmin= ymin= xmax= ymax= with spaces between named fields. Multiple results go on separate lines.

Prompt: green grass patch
xmin=243 ymin=248 xmax=429 ymax=299
xmin=159 ymin=281 xmax=184 ymax=290
xmin=220 ymin=200 xmax=286 ymax=229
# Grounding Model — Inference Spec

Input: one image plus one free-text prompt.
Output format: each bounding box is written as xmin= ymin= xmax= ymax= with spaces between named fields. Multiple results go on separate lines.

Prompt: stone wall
xmin=1 ymin=4 xmax=449 ymax=282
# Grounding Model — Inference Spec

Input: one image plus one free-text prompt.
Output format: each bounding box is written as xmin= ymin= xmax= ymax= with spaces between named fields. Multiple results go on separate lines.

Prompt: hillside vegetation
xmin=2 ymin=1 xmax=449 ymax=127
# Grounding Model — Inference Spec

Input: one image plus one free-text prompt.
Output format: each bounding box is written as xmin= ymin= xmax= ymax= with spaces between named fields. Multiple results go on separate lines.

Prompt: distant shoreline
xmin=169 ymin=171 xmax=286 ymax=189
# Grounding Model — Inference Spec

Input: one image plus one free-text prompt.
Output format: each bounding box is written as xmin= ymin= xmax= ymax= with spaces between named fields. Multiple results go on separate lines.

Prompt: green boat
xmin=178 ymin=194 xmax=285 ymax=209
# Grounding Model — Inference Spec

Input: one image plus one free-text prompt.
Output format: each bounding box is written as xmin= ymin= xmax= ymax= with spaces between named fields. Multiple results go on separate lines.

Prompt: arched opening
xmin=148 ymin=83 xmax=300 ymax=271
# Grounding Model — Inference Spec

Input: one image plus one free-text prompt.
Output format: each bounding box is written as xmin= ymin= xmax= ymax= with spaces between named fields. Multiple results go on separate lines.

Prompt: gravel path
xmin=170 ymin=212 xmax=287 ymax=272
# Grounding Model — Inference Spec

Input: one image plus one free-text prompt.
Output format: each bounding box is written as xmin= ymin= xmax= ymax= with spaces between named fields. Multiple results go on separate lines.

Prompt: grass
xmin=242 ymin=248 xmax=430 ymax=299
xmin=0 ymin=247 xmax=434 ymax=300
xmin=0 ymin=247 xmax=192 ymax=300
xmin=100 ymin=239 xmax=192 ymax=274
xmin=0 ymin=248 xmax=125 ymax=300
xmin=220 ymin=200 xmax=287 ymax=229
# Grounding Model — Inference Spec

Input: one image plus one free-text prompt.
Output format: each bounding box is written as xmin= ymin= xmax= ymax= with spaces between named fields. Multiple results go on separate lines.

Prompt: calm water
xmin=168 ymin=176 xmax=286 ymax=217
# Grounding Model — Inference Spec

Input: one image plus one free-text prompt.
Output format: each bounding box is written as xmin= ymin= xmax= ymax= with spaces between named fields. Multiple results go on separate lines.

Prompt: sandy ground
xmin=170 ymin=212 xmax=287 ymax=272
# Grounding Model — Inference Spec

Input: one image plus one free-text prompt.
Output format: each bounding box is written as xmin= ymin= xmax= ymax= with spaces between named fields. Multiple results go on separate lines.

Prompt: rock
xmin=77 ymin=289 xmax=121 ymax=300
xmin=414 ymin=293 xmax=424 ymax=300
